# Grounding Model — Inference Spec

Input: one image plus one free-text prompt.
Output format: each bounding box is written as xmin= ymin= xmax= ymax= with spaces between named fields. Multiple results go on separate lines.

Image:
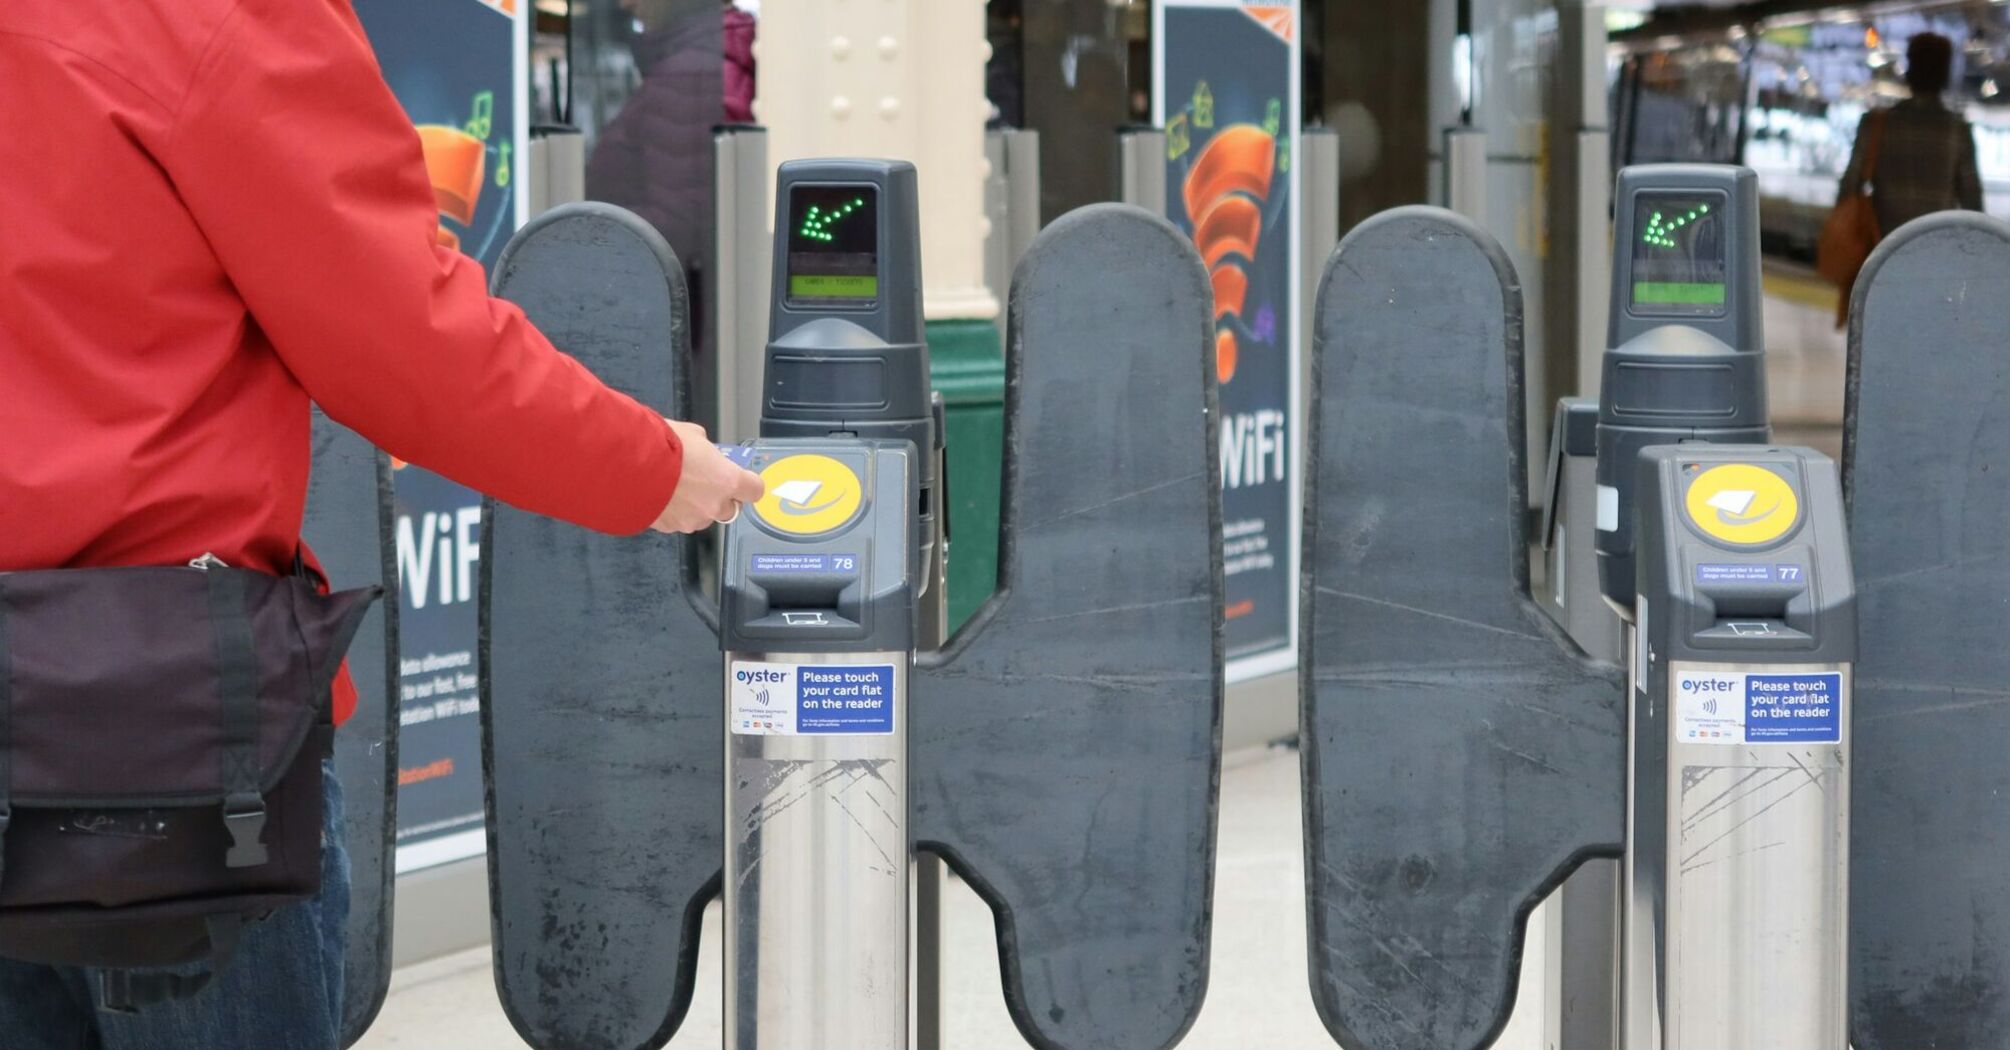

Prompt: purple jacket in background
xmin=587 ymin=7 xmax=748 ymax=345
xmin=724 ymin=8 xmax=756 ymax=123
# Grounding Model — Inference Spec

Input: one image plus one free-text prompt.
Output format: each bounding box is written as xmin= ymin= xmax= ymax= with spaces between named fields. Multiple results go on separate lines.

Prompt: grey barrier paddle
xmin=481 ymin=199 xmax=1219 ymax=1050
xmin=1300 ymin=207 xmax=1624 ymax=1050
xmin=302 ymin=411 xmax=399 ymax=1048
xmin=1846 ymin=212 xmax=2010 ymax=1050
xmin=912 ymin=203 xmax=1223 ymax=1050
xmin=482 ymin=204 xmax=722 ymax=1050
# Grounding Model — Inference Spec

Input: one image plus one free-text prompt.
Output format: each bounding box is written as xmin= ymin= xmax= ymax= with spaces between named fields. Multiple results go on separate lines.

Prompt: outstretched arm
xmin=166 ymin=0 xmax=708 ymax=534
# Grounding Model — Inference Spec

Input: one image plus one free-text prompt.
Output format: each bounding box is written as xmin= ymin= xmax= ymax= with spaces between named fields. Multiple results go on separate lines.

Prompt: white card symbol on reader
xmin=774 ymin=480 xmax=825 ymax=507
xmin=1707 ymin=490 xmax=1757 ymax=516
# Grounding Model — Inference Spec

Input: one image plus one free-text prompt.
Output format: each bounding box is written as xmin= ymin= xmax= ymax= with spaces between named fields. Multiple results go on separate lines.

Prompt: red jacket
xmin=0 ymin=1 xmax=686 ymax=721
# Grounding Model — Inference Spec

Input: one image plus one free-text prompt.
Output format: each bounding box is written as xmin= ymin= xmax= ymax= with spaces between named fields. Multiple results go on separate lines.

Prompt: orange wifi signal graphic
xmin=1183 ymin=124 xmax=1276 ymax=384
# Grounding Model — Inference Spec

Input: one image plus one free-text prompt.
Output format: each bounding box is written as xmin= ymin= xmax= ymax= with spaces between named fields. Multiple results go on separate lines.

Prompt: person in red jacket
xmin=0 ymin=1 xmax=763 ymax=1046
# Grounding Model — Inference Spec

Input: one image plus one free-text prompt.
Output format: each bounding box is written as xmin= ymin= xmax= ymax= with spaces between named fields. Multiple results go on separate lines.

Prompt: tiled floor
xmin=354 ymin=743 xmax=1560 ymax=1049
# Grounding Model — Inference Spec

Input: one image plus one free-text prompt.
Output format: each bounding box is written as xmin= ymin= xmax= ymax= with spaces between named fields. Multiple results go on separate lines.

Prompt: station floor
xmin=354 ymin=742 xmax=1563 ymax=1049
xmin=1762 ymin=262 xmax=1848 ymax=459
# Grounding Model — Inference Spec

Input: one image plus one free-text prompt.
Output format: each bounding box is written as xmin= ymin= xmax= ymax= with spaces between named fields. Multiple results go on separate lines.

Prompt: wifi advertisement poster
xmin=354 ymin=0 xmax=529 ymax=873
xmin=1156 ymin=1 xmax=1303 ymax=680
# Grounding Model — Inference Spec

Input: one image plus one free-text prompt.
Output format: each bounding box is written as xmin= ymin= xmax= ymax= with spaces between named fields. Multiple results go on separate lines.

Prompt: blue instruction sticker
xmin=750 ymin=553 xmax=859 ymax=575
xmin=729 ymin=661 xmax=896 ymax=736
xmin=1744 ymin=674 xmax=1842 ymax=743
xmin=1696 ymin=563 xmax=1772 ymax=584
xmin=1674 ymin=670 xmax=1842 ymax=745
xmin=1695 ymin=564 xmax=1807 ymax=585
xmin=796 ymin=665 xmax=895 ymax=734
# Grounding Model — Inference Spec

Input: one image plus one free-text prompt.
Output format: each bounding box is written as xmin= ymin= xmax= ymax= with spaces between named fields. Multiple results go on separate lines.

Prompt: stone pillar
xmin=754 ymin=0 xmax=998 ymax=322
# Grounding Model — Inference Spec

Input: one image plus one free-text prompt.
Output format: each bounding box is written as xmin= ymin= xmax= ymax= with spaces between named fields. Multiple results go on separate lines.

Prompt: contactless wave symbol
xmin=753 ymin=687 xmax=773 ymax=707
xmin=1181 ymin=124 xmax=1279 ymax=385
xmin=1702 ymin=696 xmax=1720 ymax=715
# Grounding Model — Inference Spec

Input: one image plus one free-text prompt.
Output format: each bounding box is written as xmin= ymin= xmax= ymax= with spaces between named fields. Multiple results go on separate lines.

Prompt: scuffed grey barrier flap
xmin=1301 ymin=207 xmax=1624 ymax=1050
xmin=482 ymin=204 xmax=720 ymax=1050
xmin=1846 ymin=213 xmax=2010 ymax=1050
xmin=303 ymin=411 xmax=398 ymax=1049
xmin=914 ymin=204 xmax=1223 ymax=1050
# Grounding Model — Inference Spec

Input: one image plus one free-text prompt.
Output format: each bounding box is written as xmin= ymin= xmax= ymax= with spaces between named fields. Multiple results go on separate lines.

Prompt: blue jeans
xmin=0 ymin=761 xmax=351 ymax=1050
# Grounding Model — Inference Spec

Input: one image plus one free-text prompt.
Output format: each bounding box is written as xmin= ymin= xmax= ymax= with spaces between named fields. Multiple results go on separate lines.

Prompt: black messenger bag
xmin=0 ymin=559 xmax=379 ymax=1011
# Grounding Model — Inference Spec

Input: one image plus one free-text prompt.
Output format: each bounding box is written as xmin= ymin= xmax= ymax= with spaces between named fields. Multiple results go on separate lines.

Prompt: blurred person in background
xmin=1838 ymin=31 xmax=1983 ymax=236
xmin=589 ymin=0 xmax=757 ymax=352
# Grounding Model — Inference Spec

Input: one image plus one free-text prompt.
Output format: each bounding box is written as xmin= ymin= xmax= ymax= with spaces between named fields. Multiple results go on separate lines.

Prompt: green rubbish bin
xmin=927 ymin=318 xmax=1005 ymax=633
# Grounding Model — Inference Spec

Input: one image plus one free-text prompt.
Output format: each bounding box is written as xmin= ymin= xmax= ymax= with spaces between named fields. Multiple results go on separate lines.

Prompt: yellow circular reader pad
xmin=754 ymin=454 xmax=865 ymax=536
xmin=1684 ymin=463 xmax=1800 ymax=546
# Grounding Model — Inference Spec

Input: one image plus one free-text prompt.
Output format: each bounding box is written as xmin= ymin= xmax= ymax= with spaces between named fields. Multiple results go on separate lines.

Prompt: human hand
xmin=650 ymin=420 xmax=766 ymax=534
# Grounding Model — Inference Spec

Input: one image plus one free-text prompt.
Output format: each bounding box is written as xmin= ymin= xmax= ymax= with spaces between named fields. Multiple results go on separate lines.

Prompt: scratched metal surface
xmin=1845 ymin=213 xmax=2010 ymax=1049
xmin=305 ymin=412 xmax=399 ymax=1048
xmin=1300 ymin=207 xmax=1625 ymax=1050
xmin=913 ymin=204 xmax=1223 ymax=1050
xmin=481 ymin=205 xmax=721 ymax=1050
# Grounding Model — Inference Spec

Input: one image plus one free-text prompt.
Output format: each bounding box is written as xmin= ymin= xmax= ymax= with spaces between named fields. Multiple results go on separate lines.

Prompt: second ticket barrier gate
xmin=1302 ymin=164 xmax=2010 ymax=1049
xmin=480 ymin=159 xmax=1223 ymax=1050
xmin=719 ymin=160 xmax=931 ymax=1043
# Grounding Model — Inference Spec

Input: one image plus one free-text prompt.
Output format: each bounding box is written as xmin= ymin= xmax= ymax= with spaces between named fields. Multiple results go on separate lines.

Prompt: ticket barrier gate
xmin=302 ymin=413 xmax=399 ymax=1048
xmin=1300 ymin=204 xmax=1624 ymax=1050
xmin=1846 ymin=212 xmax=2010 ymax=1048
xmin=480 ymin=161 xmax=1222 ymax=1050
xmin=721 ymin=439 xmax=916 ymax=1047
xmin=1301 ymin=168 xmax=2010 ymax=1049
xmin=1594 ymin=170 xmax=1852 ymax=1049
xmin=720 ymin=160 xmax=935 ymax=1045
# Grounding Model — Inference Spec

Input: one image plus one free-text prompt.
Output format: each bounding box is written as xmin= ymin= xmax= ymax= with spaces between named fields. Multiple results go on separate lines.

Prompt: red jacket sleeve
xmin=163 ymin=0 xmax=683 ymax=535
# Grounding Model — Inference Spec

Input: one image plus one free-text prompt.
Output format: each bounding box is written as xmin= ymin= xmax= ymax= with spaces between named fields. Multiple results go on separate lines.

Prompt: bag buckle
xmin=222 ymin=793 xmax=268 ymax=869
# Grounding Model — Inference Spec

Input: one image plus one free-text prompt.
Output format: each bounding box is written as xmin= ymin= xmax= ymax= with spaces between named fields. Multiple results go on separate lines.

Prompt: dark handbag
xmin=0 ymin=558 xmax=379 ymax=1011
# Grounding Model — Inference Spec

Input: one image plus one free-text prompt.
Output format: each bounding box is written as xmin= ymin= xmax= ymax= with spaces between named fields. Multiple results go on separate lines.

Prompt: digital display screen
xmin=786 ymin=184 xmax=879 ymax=306
xmin=1630 ymin=193 xmax=1728 ymax=316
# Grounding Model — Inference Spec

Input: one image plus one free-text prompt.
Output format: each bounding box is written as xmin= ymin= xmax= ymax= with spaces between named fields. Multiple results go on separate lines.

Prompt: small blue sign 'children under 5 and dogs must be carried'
xmin=730 ymin=661 xmax=896 ymax=736
xmin=1694 ymin=563 xmax=1805 ymax=585
xmin=1674 ymin=670 xmax=1843 ymax=745
xmin=749 ymin=553 xmax=859 ymax=575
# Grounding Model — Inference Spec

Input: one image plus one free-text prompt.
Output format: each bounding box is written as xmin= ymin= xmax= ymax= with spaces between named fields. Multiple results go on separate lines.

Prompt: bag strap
xmin=97 ymin=914 xmax=246 ymax=1015
xmin=207 ymin=570 xmax=268 ymax=869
